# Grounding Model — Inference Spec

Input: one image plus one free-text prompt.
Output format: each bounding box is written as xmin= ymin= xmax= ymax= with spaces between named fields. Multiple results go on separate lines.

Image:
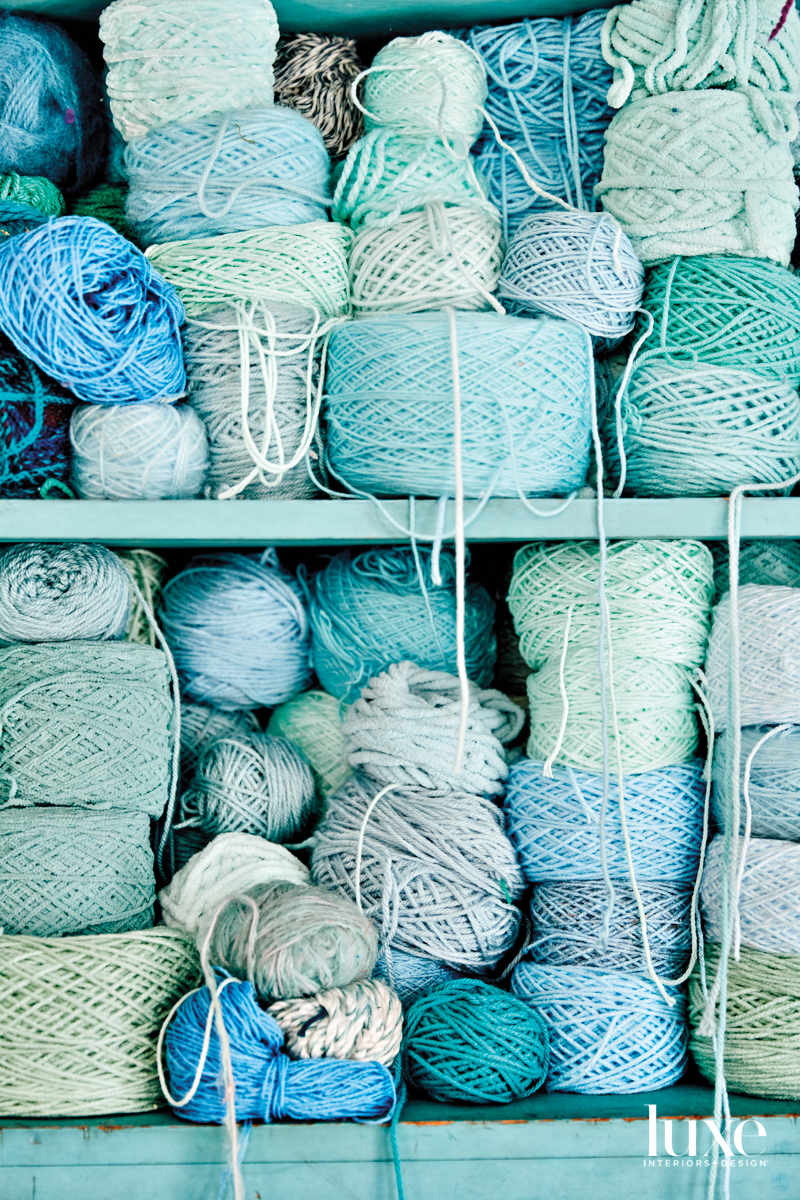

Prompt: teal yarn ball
xmin=403 ymin=979 xmax=550 ymax=1104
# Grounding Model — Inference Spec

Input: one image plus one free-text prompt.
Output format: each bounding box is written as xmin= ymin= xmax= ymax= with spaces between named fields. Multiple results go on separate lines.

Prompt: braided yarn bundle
xmin=0 ymin=173 xmax=64 ymax=216
xmin=146 ymin=222 xmax=352 ymax=318
xmin=160 ymin=551 xmax=312 ymax=710
xmin=0 ymin=808 xmax=154 ymax=937
xmin=100 ymin=0 xmax=279 ymax=141
xmin=311 ymin=773 xmax=524 ymax=972
xmin=403 ymin=980 xmax=549 ymax=1103
xmin=274 ymin=33 xmax=364 ymax=158
xmin=325 ymin=313 xmax=593 ymax=498
xmin=70 ymin=404 xmax=208 ymax=500
xmin=0 ymin=929 xmax=199 ymax=1116
xmin=342 ymin=660 xmax=523 ymax=797
xmin=713 ymin=724 xmax=800 ymax=840
xmin=0 ymin=332 xmax=73 ymax=497
xmin=712 ymin=539 xmax=800 ymax=597
xmin=269 ymin=979 xmax=402 ymax=1066
xmin=267 ymin=690 xmax=350 ymax=801
xmin=179 ymin=703 xmax=260 ymax=780
xmin=117 ymin=549 xmax=167 ymax=646
xmin=505 ymin=759 xmax=706 ymax=883
xmin=202 ymin=881 xmax=378 ymax=1000
xmin=160 ymin=832 xmax=309 ymax=934
xmin=125 ymin=109 xmax=331 ymax=245
xmin=701 ymin=836 xmax=800 ymax=955
xmin=513 ymin=961 xmax=688 ymax=1093
xmin=0 ymin=217 xmax=186 ymax=405
xmin=307 ymin=546 xmax=496 ymax=702
xmin=0 ymin=12 xmax=104 ymax=194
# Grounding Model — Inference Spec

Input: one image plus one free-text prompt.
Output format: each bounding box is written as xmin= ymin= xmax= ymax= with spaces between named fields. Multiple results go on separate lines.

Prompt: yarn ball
xmin=201 ymin=880 xmax=378 ymax=1000
xmin=267 ymin=690 xmax=350 ymax=802
xmin=324 ymin=312 xmax=593 ymax=499
xmin=372 ymin=947 xmax=466 ymax=1009
xmin=274 ymin=33 xmax=364 ymax=158
xmin=701 ymin=835 xmax=800 ymax=956
xmin=597 ymin=91 xmax=798 ymax=266
xmin=0 ymin=541 xmax=131 ymax=642
xmin=0 ymin=12 xmax=104 ymax=194
xmin=70 ymin=403 xmax=209 ymax=500
xmin=160 ymin=550 xmax=312 ymax=710
xmin=178 ymin=731 xmax=317 ymax=843
xmin=100 ymin=0 xmax=279 ymax=141
xmin=159 ymin=831 xmax=309 ymax=934
xmin=307 ymin=545 xmax=496 ymax=703
xmin=342 ymin=660 xmax=523 ymax=797
xmin=146 ymin=222 xmax=352 ymax=319
xmin=311 ymin=773 xmax=524 ymax=973
xmin=179 ymin=702 xmax=261 ymax=781
xmin=513 ymin=961 xmax=688 ymax=1093
xmin=0 ymin=807 xmax=154 ymax=937
xmin=268 ymin=978 xmax=402 ymax=1066
xmin=498 ymin=211 xmax=644 ymax=345
xmin=0 ymin=642 xmax=172 ymax=817
xmin=504 ymin=758 xmax=706 ymax=883
xmin=72 ymin=183 xmax=139 ymax=246
xmin=117 ymin=548 xmax=167 ymax=647
xmin=713 ymin=724 xmax=800 ymax=840
xmin=529 ymin=880 xmax=693 ymax=977
xmin=0 ymin=216 xmax=186 ymax=405
xmin=0 ymin=928 xmax=199 ymax=1117
xmin=0 ymin=332 xmax=73 ymax=497
xmin=712 ymin=539 xmax=800 ymax=597
xmin=0 ymin=172 xmax=64 ymax=216
xmin=125 ymin=108 xmax=330 ymax=245
xmin=0 ymin=199 xmax=49 ymax=240
xmin=349 ymin=205 xmax=503 ymax=317
xmin=363 ymin=32 xmax=487 ymax=145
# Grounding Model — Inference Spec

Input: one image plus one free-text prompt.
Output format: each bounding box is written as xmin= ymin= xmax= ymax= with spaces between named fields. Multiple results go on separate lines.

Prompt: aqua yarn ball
xmin=125 ymin=107 xmax=331 ymax=245
xmin=0 ymin=541 xmax=131 ymax=642
xmin=0 ymin=330 xmax=73 ymax=498
xmin=324 ymin=313 xmax=593 ymax=500
xmin=307 ymin=545 xmax=496 ymax=702
xmin=0 ymin=216 xmax=185 ymax=405
xmin=403 ymin=979 xmax=549 ymax=1104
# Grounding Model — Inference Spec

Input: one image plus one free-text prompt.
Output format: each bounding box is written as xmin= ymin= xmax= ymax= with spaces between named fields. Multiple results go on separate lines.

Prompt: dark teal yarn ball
xmin=402 ymin=978 xmax=550 ymax=1104
xmin=0 ymin=199 xmax=49 ymax=239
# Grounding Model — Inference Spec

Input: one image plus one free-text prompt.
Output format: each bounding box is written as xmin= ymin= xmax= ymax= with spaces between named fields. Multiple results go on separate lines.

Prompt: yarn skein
xmin=267 ymin=690 xmax=351 ymax=802
xmin=713 ymin=724 xmax=800 ymax=840
xmin=701 ymin=836 xmax=800 ymax=956
xmin=0 ymin=173 xmax=64 ymax=216
xmin=268 ymin=979 xmax=403 ymax=1066
xmin=0 ymin=542 xmax=131 ymax=642
xmin=0 ymin=331 xmax=73 ymax=498
xmin=712 ymin=539 xmax=800 ymax=598
xmin=372 ymin=947 xmax=466 ymax=1009
xmin=117 ymin=549 xmax=168 ymax=647
xmin=274 ymin=33 xmax=364 ymax=158
xmin=179 ymin=703 xmax=261 ymax=781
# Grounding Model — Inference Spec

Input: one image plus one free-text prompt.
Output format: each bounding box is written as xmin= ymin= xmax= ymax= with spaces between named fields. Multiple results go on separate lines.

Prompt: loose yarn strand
xmin=447 ymin=307 xmax=470 ymax=773
xmin=542 ymin=605 xmax=574 ymax=778
xmin=354 ymin=784 xmax=399 ymax=914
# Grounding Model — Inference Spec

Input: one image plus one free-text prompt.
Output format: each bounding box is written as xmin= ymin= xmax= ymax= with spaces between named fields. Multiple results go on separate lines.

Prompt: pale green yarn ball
xmin=267 ymin=689 xmax=351 ymax=801
xmin=0 ymin=172 xmax=65 ymax=217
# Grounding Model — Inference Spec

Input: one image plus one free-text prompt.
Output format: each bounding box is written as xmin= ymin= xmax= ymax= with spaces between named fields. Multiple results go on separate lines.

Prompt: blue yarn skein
xmin=307 ymin=545 xmax=496 ymax=702
xmin=0 ymin=217 xmax=185 ymax=405
xmin=163 ymin=974 xmax=396 ymax=1124
xmin=0 ymin=330 xmax=73 ymax=498
xmin=125 ymin=108 xmax=331 ymax=245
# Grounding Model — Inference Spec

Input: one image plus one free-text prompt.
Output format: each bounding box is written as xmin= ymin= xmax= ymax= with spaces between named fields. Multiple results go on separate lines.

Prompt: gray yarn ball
xmin=0 ymin=542 xmax=131 ymax=642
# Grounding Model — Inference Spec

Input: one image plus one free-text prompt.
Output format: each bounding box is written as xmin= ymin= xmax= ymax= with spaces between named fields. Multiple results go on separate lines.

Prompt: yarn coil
xmin=269 ymin=979 xmax=402 ymax=1066
xmin=267 ymin=690 xmax=350 ymax=801
xmin=712 ymin=539 xmax=800 ymax=597
xmin=179 ymin=703 xmax=261 ymax=780
xmin=713 ymin=724 xmax=800 ymax=840
xmin=0 ymin=542 xmax=131 ymax=642
xmin=0 ymin=173 xmax=64 ymax=217
xmin=702 ymin=835 xmax=800 ymax=956
xmin=274 ymin=33 xmax=364 ymax=158
xmin=118 ymin=549 xmax=168 ymax=647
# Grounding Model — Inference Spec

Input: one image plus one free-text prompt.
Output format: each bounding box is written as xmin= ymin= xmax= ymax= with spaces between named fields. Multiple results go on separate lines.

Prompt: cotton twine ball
xmin=0 ymin=331 xmax=73 ymax=497
xmin=513 ymin=961 xmax=687 ymax=1093
xmin=0 ymin=928 xmax=199 ymax=1116
xmin=505 ymin=758 xmax=705 ymax=883
xmin=0 ymin=12 xmax=104 ymax=194
xmin=178 ymin=731 xmax=317 ymax=843
xmin=508 ymin=539 xmax=714 ymax=670
xmin=146 ymin=222 xmax=352 ymax=319
xmin=100 ymin=0 xmax=278 ymax=141
xmin=73 ymin=183 xmax=139 ymax=246
xmin=308 ymin=545 xmax=496 ymax=702
xmin=159 ymin=831 xmax=308 ymax=934
xmin=529 ymin=881 xmax=693 ymax=977
xmin=125 ymin=108 xmax=330 ymax=245
xmin=363 ymin=32 xmax=487 ymax=145
xmin=0 ymin=172 xmax=64 ymax=216
xmin=712 ymin=539 xmax=800 ymax=597
xmin=274 ymin=33 xmax=364 ymax=158
xmin=0 ymin=541 xmax=131 ymax=642
xmin=116 ymin=549 xmax=167 ymax=646
xmin=267 ymin=690 xmax=350 ymax=802
xmin=0 ymin=217 xmax=186 ymax=405
xmin=705 ymin=584 xmax=800 ymax=728
xmin=268 ymin=979 xmax=402 ymax=1066
xmin=161 ymin=550 xmax=312 ymax=710
xmin=342 ymin=660 xmax=523 ymax=798
xmin=597 ymin=91 xmax=798 ymax=266
xmin=403 ymin=980 xmax=549 ymax=1104
xmin=498 ymin=211 xmax=644 ymax=345
xmin=202 ymin=880 xmax=379 ymax=1000
xmin=324 ymin=313 xmax=593 ymax=499
xmin=713 ymin=724 xmax=800 ymax=840
xmin=373 ymin=948 xmax=466 ymax=1008
xmin=349 ymin=205 xmax=503 ymax=317
xmin=702 ymin=835 xmax=800 ymax=956
xmin=311 ymin=773 xmax=524 ymax=973
xmin=179 ymin=703 xmax=261 ymax=780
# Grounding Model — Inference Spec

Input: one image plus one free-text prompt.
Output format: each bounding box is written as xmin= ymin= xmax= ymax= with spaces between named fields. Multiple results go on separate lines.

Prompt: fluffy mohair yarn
xmin=702 ymin=836 xmax=800 ymax=956
xmin=311 ymin=773 xmax=524 ymax=973
xmin=125 ymin=108 xmax=331 ymax=245
xmin=0 ymin=542 xmax=131 ymax=642
xmin=179 ymin=703 xmax=260 ymax=781
xmin=117 ymin=549 xmax=167 ymax=647
xmin=713 ymin=724 xmax=800 ymax=840
xmin=597 ymin=91 xmax=799 ymax=266
xmin=178 ymin=731 xmax=317 ymax=843
xmin=70 ymin=404 xmax=209 ymax=500
xmin=100 ymin=0 xmax=279 ymax=141
xmin=267 ymin=690 xmax=351 ymax=802
xmin=274 ymin=33 xmax=364 ymax=158
xmin=201 ymin=880 xmax=379 ymax=1000
xmin=342 ymin=660 xmax=523 ymax=797
xmin=712 ymin=539 xmax=800 ymax=597
xmin=0 ymin=173 xmax=64 ymax=216
xmin=159 ymin=831 xmax=309 ymax=934
xmin=0 ymin=12 xmax=104 ymax=194
xmin=268 ymin=979 xmax=402 ymax=1066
